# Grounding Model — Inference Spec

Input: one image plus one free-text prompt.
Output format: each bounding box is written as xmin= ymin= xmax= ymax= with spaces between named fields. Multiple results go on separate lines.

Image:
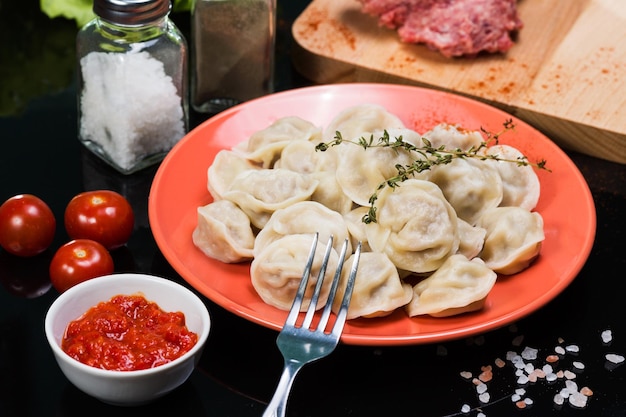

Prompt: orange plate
xmin=148 ymin=83 xmax=596 ymax=346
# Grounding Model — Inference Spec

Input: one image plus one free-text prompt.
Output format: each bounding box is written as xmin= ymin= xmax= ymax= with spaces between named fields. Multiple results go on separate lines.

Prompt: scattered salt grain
xmin=565 ymin=380 xmax=578 ymax=392
xmin=477 ymin=413 xmax=486 ymax=417
xmin=461 ymin=404 xmax=471 ymax=413
xmin=521 ymin=346 xmax=538 ymax=360
xmin=606 ymin=353 xmax=625 ymax=364
xmin=601 ymin=329 xmax=613 ymax=344
xmin=494 ymin=358 xmax=505 ymax=368
xmin=478 ymin=392 xmax=490 ymax=403
xmin=460 ymin=371 xmax=473 ymax=380
xmin=546 ymin=372 xmax=558 ymax=382
xmin=542 ymin=364 xmax=554 ymax=374
xmin=555 ymin=346 xmax=566 ymax=355
xmin=573 ymin=361 xmax=585 ymax=370
xmin=553 ymin=393 xmax=565 ymax=405
xmin=569 ymin=391 xmax=588 ymax=408
xmin=515 ymin=388 xmax=526 ymax=396
xmin=511 ymin=393 xmax=521 ymax=402
xmin=517 ymin=374 xmax=529 ymax=385
xmin=476 ymin=382 xmax=488 ymax=394
xmin=524 ymin=363 xmax=535 ymax=374
xmin=565 ymin=344 xmax=580 ymax=354
xmin=564 ymin=370 xmax=577 ymax=380
xmin=515 ymin=400 xmax=527 ymax=409
xmin=580 ymin=386 xmax=594 ymax=396
xmin=546 ymin=354 xmax=559 ymax=363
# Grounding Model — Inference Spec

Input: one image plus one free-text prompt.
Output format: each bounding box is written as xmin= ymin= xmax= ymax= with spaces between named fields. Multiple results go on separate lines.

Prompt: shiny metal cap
xmin=93 ymin=0 xmax=171 ymax=25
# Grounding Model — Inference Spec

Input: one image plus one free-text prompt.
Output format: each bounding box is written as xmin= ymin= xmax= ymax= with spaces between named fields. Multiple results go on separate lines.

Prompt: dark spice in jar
xmin=191 ymin=0 xmax=275 ymax=113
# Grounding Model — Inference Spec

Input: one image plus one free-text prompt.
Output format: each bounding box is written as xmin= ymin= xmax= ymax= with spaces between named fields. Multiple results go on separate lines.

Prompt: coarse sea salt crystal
xmin=460 ymin=371 xmax=473 ymax=379
xmin=606 ymin=353 xmax=625 ymax=364
xmin=511 ymin=393 xmax=521 ymax=402
xmin=555 ymin=346 xmax=566 ymax=355
xmin=573 ymin=361 xmax=585 ymax=370
xmin=477 ymin=413 xmax=486 ymax=417
xmin=476 ymin=382 xmax=488 ymax=394
xmin=554 ymin=393 xmax=565 ymax=405
xmin=565 ymin=380 xmax=578 ymax=392
xmin=565 ymin=344 xmax=580 ymax=353
xmin=521 ymin=346 xmax=538 ymax=360
xmin=569 ymin=391 xmax=588 ymax=408
xmin=601 ymin=329 xmax=613 ymax=344
xmin=479 ymin=392 xmax=490 ymax=403
xmin=461 ymin=404 xmax=471 ymax=413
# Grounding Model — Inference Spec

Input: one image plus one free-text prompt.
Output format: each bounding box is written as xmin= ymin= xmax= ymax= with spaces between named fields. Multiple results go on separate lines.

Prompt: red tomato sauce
xmin=62 ymin=294 xmax=198 ymax=371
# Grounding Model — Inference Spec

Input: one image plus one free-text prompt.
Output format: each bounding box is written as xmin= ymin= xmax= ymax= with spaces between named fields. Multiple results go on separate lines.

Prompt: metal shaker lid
xmin=93 ymin=0 xmax=171 ymax=25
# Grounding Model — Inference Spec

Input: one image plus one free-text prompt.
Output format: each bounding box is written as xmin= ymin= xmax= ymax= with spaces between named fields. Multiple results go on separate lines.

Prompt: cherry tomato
xmin=0 ymin=194 xmax=56 ymax=257
xmin=49 ymin=239 xmax=114 ymax=293
xmin=64 ymin=190 xmax=134 ymax=250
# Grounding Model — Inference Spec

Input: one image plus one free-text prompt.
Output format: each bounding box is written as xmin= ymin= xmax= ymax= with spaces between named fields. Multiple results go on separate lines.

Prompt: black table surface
xmin=1 ymin=2 xmax=625 ymax=416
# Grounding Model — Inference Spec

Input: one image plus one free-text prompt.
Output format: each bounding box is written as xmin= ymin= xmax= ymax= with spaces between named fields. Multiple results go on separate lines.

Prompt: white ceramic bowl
xmin=44 ymin=273 xmax=211 ymax=406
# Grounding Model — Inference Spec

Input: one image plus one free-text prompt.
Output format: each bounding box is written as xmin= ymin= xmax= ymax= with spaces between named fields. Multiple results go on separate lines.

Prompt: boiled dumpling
xmin=254 ymin=201 xmax=352 ymax=258
xmin=222 ymin=168 xmax=318 ymax=229
xmin=335 ymin=130 xmax=423 ymax=206
xmin=456 ymin=218 xmax=486 ymax=260
xmin=366 ymin=179 xmax=460 ymax=273
xmin=483 ymin=144 xmax=540 ymax=211
xmin=427 ymin=157 xmax=503 ymax=225
xmin=323 ymin=103 xmax=405 ymax=142
xmin=192 ymin=200 xmax=255 ymax=263
xmin=309 ymin=172 xmax=354 ymax=215
xmin=251 ymin=234 xmax=339 ymax=311
xmin=422 ymin=123 xmax=484 ymax=151
xmin=207 ymin=150 xmax=260 ymax=200
xmin=343 ymin=206 xmax=373 ymax=253
xmin=405 ymin=254 xmax=497 ymax=317
xmin=332 ymin=251 xmax=413 ymax=319
xmin=274 ymin=138 xmax=339 ymax=174
xmin=235 ymin=116 xmax=322 ymax=168
xmin=476 ymin=206 xmax=544 ymax=275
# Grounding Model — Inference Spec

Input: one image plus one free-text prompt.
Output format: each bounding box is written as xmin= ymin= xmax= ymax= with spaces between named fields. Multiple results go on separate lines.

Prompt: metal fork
xmin=262 ymin=233 xmax=362 ymax=417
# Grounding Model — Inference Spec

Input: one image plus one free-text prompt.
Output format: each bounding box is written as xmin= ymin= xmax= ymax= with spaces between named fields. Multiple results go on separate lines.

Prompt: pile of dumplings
xmin=192 ymin=104 xmax=545 ymax=320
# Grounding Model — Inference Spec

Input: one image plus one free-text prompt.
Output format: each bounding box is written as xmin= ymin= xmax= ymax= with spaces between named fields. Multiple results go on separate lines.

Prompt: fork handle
xmin=262 ymin=360 xmax=304 ymax=417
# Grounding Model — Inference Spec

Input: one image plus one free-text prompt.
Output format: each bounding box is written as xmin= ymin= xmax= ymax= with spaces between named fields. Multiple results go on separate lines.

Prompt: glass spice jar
xmin=191 ymin=0 xmax=276 ymax=114
xmin=76 ymin=0 xmax=188 ymax=175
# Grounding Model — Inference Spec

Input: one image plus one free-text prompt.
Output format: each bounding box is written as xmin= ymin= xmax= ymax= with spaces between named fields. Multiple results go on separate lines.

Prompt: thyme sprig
xmin=315 ymin=120 xmax=550 ymax=224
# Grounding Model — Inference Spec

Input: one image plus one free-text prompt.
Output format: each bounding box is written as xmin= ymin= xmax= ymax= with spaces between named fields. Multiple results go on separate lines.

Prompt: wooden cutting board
xmin=292 ymin=0 xmax=626 ymax=164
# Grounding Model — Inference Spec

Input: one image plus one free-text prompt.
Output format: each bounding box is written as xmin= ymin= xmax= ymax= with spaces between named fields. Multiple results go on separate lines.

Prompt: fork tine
xmin=317 ymin=237 xmax=350 ymax=332
xmin=285 ymin=232 xmax=319 ymax=327
xmin=301 ymin=235 xmax=334 ymax=329
xmin=331 ymin=241 xmax=362 ymax=339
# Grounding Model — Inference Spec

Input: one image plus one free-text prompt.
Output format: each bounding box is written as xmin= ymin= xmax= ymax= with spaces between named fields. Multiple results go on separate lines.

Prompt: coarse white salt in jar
xmin=76 ymin=0 xmax=188 ymax=175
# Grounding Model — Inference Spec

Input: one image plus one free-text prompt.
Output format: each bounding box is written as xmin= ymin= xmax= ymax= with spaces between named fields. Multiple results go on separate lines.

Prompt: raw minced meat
xmin=358 ymin=0 xmax=523 ymax=57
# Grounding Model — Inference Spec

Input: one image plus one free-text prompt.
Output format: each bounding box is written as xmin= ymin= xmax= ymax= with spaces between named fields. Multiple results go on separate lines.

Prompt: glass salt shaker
xmin=191 ymin=0 xmax=276 ymax=114
xmin=76 ymin=0 xmax=188 ymax=175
